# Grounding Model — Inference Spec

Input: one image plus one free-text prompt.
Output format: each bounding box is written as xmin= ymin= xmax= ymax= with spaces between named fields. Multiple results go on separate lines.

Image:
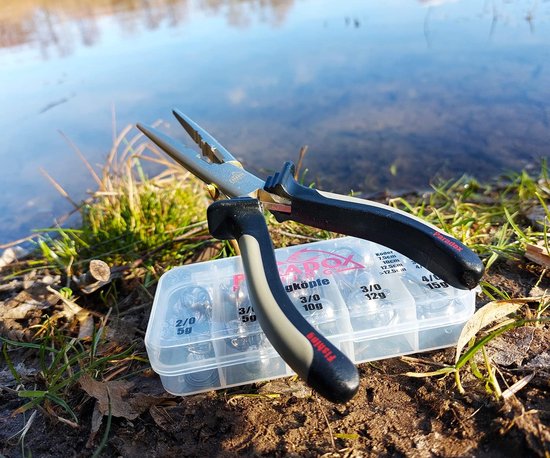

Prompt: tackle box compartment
xmin=145 ymin=237 xmax=477 ymax=396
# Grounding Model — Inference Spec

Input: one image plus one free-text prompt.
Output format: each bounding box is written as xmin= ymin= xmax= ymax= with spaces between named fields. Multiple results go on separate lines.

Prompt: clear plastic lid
xmin=145 ymin=237 xmax=476 ymax=393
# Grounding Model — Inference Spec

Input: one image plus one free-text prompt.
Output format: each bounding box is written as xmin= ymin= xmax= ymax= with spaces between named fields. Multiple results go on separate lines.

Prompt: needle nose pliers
xmin=137 ymin=110 xmax=484 ymax=403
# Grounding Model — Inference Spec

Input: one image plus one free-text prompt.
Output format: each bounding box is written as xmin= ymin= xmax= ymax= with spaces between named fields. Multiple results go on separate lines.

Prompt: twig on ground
xmin=315 ymin=395 xmax=336 ymax=450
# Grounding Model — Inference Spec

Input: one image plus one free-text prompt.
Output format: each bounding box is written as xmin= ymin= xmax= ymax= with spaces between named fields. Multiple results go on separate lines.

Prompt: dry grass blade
xmin=400 ymin=355 xmax=450 ymax=368
xmin=7 ymin=409 xmax=37 ymax=443
xmin=404 ymin=367 xmax=455 ymax=377
xmin=58 ymin=130 xmax=103 ymax=189
xmin=39 ymin=167 xmax=80 ymax=209
xmin=502 ymin=373 xmax=536 ymax=400
xmin=0 ymin=236 xmax=30 ymax=250
xmin=294 ymin=145 xmax=309 ymax=180
xmin=455 ymin=299 xmax=531 ymax=364
xmin=315 ymin=395 xmax=336 ymax=450
xmin=32 ymin=123 xmax=213 ymax=273
xmin=119 ymin=130 xmax=152 ymax=165
xmin=103 ymin=124 xmax=134 ymax=177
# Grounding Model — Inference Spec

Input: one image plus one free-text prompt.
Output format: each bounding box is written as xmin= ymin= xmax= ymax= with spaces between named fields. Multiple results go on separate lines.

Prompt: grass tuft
xmin=31 ymin=126 xmax=213 ymax=278
xmin=389 ymin=164 xmax=550 ymax=271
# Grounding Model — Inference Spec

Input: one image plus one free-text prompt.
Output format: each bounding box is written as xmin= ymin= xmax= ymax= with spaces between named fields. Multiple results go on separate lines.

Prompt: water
xmin=1 ymin=0 xmax=549 ymax=245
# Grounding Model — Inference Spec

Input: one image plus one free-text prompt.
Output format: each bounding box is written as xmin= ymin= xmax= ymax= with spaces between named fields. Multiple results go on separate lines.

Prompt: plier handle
xmin=138 ymin=110 xmax=484 ymax=403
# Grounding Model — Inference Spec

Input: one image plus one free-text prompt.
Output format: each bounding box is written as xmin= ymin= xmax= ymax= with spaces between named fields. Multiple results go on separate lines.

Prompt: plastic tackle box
xmin=145 ymin=237 xmax=477 ymax=396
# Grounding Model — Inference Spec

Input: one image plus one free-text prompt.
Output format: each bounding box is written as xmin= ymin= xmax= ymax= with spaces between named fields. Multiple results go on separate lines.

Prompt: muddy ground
xmin=0 ymin=260 xmax=549 ymax=457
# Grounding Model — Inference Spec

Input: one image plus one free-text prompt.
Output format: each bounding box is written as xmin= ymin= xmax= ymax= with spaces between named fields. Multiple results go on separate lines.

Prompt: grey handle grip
xmin=208 ymin=198 xmax=360 ymax=403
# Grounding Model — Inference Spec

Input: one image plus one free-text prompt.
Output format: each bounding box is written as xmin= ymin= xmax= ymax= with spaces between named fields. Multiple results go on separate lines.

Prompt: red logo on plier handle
xmin=433 ymin=231 xmax=463 ymax=252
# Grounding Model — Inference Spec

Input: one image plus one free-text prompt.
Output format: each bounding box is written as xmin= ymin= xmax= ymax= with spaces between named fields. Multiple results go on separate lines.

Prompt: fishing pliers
xmin=137 ymin=110 xmax=484 ymax=403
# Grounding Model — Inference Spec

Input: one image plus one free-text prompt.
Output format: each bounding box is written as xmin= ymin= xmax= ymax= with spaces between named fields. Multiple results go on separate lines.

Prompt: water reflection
xmin=0 ymin=0 xmax=294 ymax=58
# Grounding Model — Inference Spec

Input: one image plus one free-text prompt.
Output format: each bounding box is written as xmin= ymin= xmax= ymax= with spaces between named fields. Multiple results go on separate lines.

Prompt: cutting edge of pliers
xmin=137 ymin=109 xmax=291 ymax=213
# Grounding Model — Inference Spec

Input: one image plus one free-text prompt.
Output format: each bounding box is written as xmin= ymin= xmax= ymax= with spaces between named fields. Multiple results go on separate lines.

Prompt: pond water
xmin=1 ymin=0 xmax=549 ymax=244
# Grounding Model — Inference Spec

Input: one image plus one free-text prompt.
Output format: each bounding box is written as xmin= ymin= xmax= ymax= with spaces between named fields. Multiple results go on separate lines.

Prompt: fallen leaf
xmin=187 ymin=242 xmax=222 ymax=264
xmin=0 ymin=285 xmax=59 ymax=340
xmin=0 ymin=302 xmax=40 ymax=320
xmin=86 ymin=402 xmax=105 ymax=448
xmin=525 ymin=352 xmax=550 ymax=370
xmin=0 ymin=246 xmax=28 ymax=269
xmin=45 ymin=286 xmax=96 ymax=338
xmin=485 ymin=326 xmax=535 ymax=366
xmin=455 ymin=299 xmax=529 ymax=364
xmin=525 ymin=243 xmax=550 ymax=268
xmin=149 ymin=405 xmax=187 ymax=433
xmin=80 ymin=375 xmax=137 ymax=419
xmin=528 ymin=285 xmax=548 ymax=297
xmin=0 ymin=287 xmax=57 ymax=319
xmin=79 ymin=375 xmax=170 ymax=421
xmin=77 ymin=313 xmax=94 ymax=340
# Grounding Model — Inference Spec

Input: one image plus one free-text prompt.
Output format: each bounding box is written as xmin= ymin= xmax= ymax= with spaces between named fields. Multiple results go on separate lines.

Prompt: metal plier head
xmin=138 ymin=110 xmax=290 ymax=213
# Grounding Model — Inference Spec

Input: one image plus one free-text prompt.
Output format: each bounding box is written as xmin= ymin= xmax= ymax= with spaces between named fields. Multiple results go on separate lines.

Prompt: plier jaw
xmin=138 ymin=110 xmax=485 ymax=403
xmin=136 ymin=121 xmax=262 ymax=199
xmin=137 ymin=110 xmax=291 ymax=212
xmin=172 ymin=109 xmax=236 ymax=165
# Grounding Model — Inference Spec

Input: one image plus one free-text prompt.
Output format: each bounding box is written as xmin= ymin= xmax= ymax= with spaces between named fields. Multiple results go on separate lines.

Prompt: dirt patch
xmin=1 ymin=261 xmax=549 ymax=457
xmin=2 ymin=355 xmax=547 ymax=457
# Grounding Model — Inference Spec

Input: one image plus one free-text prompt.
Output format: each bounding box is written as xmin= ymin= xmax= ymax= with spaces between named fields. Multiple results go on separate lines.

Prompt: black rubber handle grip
xmin=208 ymin=198 xmax=360 ymax=403
xmin=265 ymin=162 xmax=484 ymax=290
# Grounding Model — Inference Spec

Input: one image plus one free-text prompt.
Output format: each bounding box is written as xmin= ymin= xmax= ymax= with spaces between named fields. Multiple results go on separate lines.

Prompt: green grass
xmin=1 ymin=326 xmax=140 ymax=423
xmin=2 ymin=124 xmax=549 ymax=448
xmin=29 ymin=125 xmax=550 ymax=284
xmin=17 ymin=126 xmax=338 ymax=284
xmin=391 ymin=166 xmax=550 ymax=397
xmin=389 ymin=165 xmax=550 ymax=273
xmin=405 ymin=297 xmax=549 ymax=399
xmin=33 ymin=125 xmax=213 ymax=280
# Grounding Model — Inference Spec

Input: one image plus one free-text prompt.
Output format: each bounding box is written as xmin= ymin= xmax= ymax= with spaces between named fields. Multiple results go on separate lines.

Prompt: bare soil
xmin=1 ymin=260 xmax=549 ymax=457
